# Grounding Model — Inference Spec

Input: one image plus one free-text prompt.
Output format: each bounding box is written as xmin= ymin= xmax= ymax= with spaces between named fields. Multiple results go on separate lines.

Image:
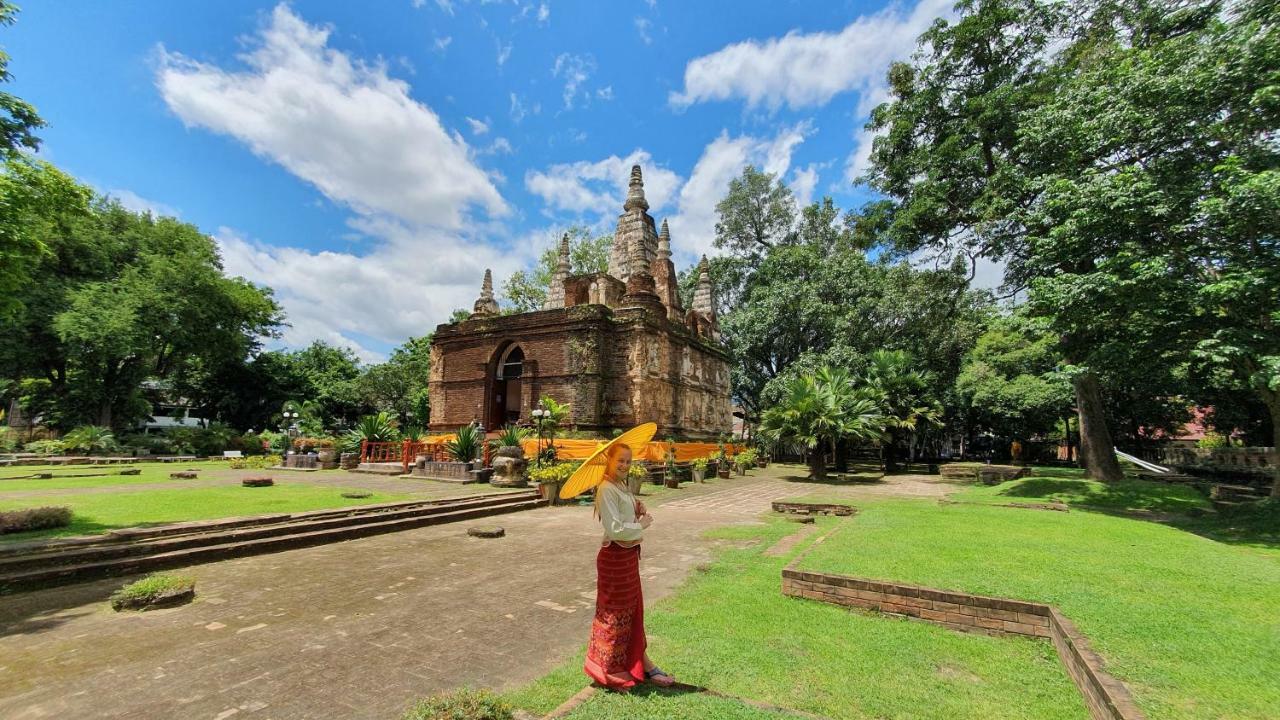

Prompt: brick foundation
xmin=771 ymin=501 xmax=857 ymax=516
xmin=781 ymin=567 xmax=1145 ymax=720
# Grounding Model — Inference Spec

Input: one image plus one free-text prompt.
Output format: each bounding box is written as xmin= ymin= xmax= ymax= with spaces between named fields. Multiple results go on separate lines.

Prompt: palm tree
xmin=61 ymin=425 xmax=118 ymax=455
xmin=860 ymin=350 xmax=942 ymax=472
xmin=760 ymin=366 xmax=883 ymax=480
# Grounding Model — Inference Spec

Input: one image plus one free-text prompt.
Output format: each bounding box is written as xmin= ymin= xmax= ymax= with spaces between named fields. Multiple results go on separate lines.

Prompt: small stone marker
xmin=170 ymin=471 xmax=198 ymax=479
xmin=467 ymin=526 xmax=505 ymax=538
xmin=242 ymin=476 xmax=274 ymax=487
xmin=788 ymin=516 xmax=816 ymax=524
xmin=119 ymin=468 xmax=141 ymax=476
xmin=340 ymin=491 xmax=372 ymax=499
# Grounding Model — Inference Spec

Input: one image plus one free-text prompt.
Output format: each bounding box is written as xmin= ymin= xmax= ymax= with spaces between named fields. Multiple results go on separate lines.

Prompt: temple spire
xmin=692 ymin=255 xmax=715 ymax=320
xmin=472 ymin=268 xmax=499 ymax=317
xmin=623 ymin=164 xmax=649 ymax=212
xmin=657 ymin=219 xmax=671 ymax=261
xmin=543 ymin=233 xmax=571 ymax=310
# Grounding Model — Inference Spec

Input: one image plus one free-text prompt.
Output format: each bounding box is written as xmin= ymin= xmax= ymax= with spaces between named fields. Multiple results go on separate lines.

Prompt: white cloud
xmin=525 ymin=149 xmax=681 ymax=218
xmin=466 ymin=116 xmax=490 ymax=135
xmin=537 ymin=2 xmax=550 ymax=24
xmin=484 ymin=137 xmax=513 ymax=155
xmin=596 ymin=86 xmax=614 ymax=101
xmin=107 ymin=189 xmax=179 ymax=218
xmin=552 ymin=53 xmax=596 ymax=109
xmin=217 ymin=224 xmax=534 ymax=364
xmin=432 ymin=0 xmax=453 ymax=14
xmin=509 ymin=92 xmax=527 ymax=122
xmin=497 ymin=42 xmax=513 ymax=66
xmin=434 ymin=35 xmax=453 ymax=53
xmin=157 ymin=4 xmax=522 ymax=360
xmin=635 ymin=17 xmax=653 ymax=45
xmin=156 ymin=4 xmax=506 ymax=230
xmin=790 ymin=164 xmax=820 ymax=209
xmin=669 ymin=0 xmax=952 ymax=111
xmin=666 ymin=124 xmax=811 ymax=263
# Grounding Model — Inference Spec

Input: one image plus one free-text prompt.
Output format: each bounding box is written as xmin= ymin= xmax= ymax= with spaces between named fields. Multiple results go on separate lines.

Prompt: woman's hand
xmin=638 ymin=513 xmax=653 ymax=529
xmin=634 ymin=499 xmax=647 ymax=516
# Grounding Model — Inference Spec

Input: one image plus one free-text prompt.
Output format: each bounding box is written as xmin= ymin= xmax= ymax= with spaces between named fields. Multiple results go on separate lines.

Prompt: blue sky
xmin=7 ymin=0 xmax=959 ymax=362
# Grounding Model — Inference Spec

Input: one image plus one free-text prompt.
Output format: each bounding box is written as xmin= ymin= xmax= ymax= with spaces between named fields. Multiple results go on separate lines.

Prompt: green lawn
xmin=796 ymin=496 xmax=1280 ymax=720
xmin=505 ymin=518 xmax=1087 ymax=720
xmin=0 ymin=461 xmax=223 ymax=491
xmin=0 ymin=482 xmax=410 ymax=541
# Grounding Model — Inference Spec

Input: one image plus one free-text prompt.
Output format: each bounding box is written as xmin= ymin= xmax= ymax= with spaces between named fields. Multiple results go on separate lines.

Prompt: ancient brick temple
xmin=428 ymin=165 xmax=732 ymax=439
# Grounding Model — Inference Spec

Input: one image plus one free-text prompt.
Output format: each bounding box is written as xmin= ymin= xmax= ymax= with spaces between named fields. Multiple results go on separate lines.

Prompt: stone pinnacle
xmin=624 ymin=164 xmax=649 ymax=212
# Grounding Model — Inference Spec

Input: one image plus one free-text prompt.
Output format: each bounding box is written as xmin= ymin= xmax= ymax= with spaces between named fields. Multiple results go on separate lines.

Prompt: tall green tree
xmin=0 ymin=2 xmax=43 ymax=157
xmin=859 ymin=350 xmax=941 ymax=471
xmin=355 ymin=335 xmax=432 ymax=427
xmin=713 ymin=165 xmax=797 ymax=264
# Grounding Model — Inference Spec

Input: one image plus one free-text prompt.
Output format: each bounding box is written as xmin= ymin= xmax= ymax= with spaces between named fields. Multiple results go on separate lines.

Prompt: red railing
xmin=360 ymin=439 xmax=452 ymax=473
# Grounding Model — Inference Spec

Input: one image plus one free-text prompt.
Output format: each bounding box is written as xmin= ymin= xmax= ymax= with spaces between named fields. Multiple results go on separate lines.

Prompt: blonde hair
xmin=593 ymin=445 xmax=632 ymax=519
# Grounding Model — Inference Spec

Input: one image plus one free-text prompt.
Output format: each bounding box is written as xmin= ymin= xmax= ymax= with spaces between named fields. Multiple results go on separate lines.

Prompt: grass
xmin=110 ymin=572 xmax=195 ymax=608
xmin=505 ymin=518 xmax=1087 ymax=720
xmin=797 ymin=498 xmax=1280 ymax=720
xmin=0 ymin=482 xmax=410 ymax=541
xmin=0 ymin=460 xmax=231 ymax=490
xmin=956 ymin=472 xmax=1211 ymax=514
xmin=558 ymin=687 xmax=808 ymax=719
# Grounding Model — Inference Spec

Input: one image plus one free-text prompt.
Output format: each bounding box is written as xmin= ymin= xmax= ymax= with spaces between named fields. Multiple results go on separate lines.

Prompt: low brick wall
xmin=413 ymin=461 xmax=474 ymax=481
xmin=772 ymin=501 xmax=857 ymax=516
xmin=781 ymin=567 xmax=1145 ymax=720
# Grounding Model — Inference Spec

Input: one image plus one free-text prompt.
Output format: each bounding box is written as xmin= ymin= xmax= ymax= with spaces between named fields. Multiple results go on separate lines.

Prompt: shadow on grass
xmin=995 ymin=477 xmax=1280 ymax=549
xmin=619 ymin=682 xmax=814 ymax=718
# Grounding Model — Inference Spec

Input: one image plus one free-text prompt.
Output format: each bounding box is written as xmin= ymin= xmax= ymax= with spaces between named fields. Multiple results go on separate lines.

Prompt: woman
xmin=583 ymin=444 xmax=676 ymax=690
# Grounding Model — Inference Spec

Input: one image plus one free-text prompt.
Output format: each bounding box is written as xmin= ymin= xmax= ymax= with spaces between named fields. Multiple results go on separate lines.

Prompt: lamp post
xmin=530 ymin=408 xmax=547 ymax=467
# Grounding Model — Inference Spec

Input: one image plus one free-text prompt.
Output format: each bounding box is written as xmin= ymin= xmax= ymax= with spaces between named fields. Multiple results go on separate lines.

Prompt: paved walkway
xmin=0 ymin=467 xmax=960 ymax=719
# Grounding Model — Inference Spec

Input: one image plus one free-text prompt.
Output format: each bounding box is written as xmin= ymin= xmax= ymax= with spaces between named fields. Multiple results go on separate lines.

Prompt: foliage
xmin=22 ymin=439 xmax=64 ymax=455
xmin=228 ymin=454 xmax=281 ymax=470
xmin=501 ymin=226 xmax=611 ymax=312
xmin=528 ymin=462 xmax=578 ymax=485
xmin=627 ymin=462 xmax=649 ymax=482
xmin=163 ymin=424 xmax=236 ymax=456
xmin=0 ymin=2 xmax=43 ymax=159
xmin=342 ymin=412 xmax=400 ymax=452
xmin=292 ymin=436 xmax=335 ymax=452
xmin=734 ymin=449 xmax=758 ymax=471
xmin=109 ymin=573 xmax=194 ymax=609
xmin=61 ymin=425 xmax=118 ymax=454
xmin=0 ymin=505 xmax=71 ymax=534
xmin=402 ymin=688 xmax=513 ymax=720
xmin=956 ymin=312 xmax=1074 ymax=442
xmin=256 ymin=429 xmax=287 ymax=454
xmin=713 ymin=165 xmax=797 ymax=267
xmin=691 ymin=457 xmax=709 ymax=473
xmin=1196 ymin=432 xmax=1231 ymax=450
xmin=445 ymin=424 xmax=482 ymax=462
xmin=353 ymin=335 xmax=432 ymax=427
xmin=533 ymin=396 xmax=570 ymax=442
xmin=490 ymin=424 xmax=529 ymax=449
xmin=759 ymin=366 xmax=883 ymax=480
xmin=0 ymin=426 xmax=16 ymax=452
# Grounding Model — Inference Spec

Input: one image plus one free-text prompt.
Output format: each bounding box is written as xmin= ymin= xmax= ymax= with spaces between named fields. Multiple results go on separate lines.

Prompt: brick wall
xmin=781 ymin=567 xmax=1146 ymax=720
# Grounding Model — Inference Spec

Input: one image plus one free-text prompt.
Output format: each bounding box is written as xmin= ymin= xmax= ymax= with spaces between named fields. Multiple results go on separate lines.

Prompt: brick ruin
xmin=428 ymin=165 xmax=733 ymax=439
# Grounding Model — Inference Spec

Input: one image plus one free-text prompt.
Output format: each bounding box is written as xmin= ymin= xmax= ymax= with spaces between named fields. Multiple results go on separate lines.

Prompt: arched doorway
xmin=488 ymin=344 xmax=525 ymax=428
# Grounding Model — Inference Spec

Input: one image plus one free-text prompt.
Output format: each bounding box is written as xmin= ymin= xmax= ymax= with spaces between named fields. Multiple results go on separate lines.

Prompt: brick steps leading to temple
xmin=0 ymin=491 xmax=541 ymax=594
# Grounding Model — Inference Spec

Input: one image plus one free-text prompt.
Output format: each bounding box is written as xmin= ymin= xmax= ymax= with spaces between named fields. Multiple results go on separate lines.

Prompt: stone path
xmin=0 ymin=467 xmax=960 ymax=719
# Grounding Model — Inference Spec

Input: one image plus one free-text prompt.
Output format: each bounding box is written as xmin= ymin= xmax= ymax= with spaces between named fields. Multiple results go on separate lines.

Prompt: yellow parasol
xmin=559 ymin=422 xmax=657 ymax=500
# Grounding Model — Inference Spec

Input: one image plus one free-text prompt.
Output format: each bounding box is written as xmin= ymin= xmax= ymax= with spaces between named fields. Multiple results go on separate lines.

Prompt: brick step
xmin=1210 ymin=483 xmax=1266 ymax=502
xmin=0 ymin=492 xmax=529 ymax=557
xmin=0 ymin=496 xmax=542 ymax=594
xmin=0 ymin=492 xmax=536 ymax=574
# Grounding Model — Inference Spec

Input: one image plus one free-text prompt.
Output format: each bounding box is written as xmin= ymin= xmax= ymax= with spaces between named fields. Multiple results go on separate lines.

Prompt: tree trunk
xmin=808 ymin=448 xmax=826 ymax=481
xmin=1073 ymin=372 xmax=1123 ymax=483
xmin=834 ymin=438 xmax=848 ymax=473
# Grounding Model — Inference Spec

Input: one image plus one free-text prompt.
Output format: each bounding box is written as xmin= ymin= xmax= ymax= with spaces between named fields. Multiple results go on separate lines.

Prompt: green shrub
xmin=163 ymin=424 xmax=236 ymax=456
xmin=343 ymin=412 xmax=399 ymax=452
xmin=529 ymin=461 xmax=579 ymax=484
xmin=110 ymin=573 xmax=195 ymax=610
xmin=229 ymin=454 xmax=281 ymax=470
xmin=402 ymin=688 xmax=513 ymax=720
xmin=257 ymin=429 xmax=287 ymax=454
xmin=691 ymin=457 xmax=710 ymax=472
xmin=62 ymin=425 xmax=119 ymax=454
xmin=23 ymin=439 xmax=65 ymax=455
xmin=0 ymin=506 xmax=73 ymax=534
xmin=1197 ymin=432 xmax=1230 ymax=449
xmin=120 ymin=433 xmax=176 ymax=455
xmin=446 ymin=424 xmax=482 ymax=462
xmin=0 ymin=427 xmax=18 ymax=452
xmin=489 ymin=424 xmax=529 ymax=450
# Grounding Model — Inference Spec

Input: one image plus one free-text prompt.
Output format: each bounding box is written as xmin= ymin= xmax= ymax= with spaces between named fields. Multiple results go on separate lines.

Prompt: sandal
xmin=645 ymin=666 xmax=676 ymax=687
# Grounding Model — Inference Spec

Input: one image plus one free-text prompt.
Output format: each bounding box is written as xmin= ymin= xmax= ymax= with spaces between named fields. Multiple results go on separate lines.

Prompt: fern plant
xmin=62 ymin=425 xmax=119 ymax=454
xmin=446 ymin=424 xmax=482 ymax=462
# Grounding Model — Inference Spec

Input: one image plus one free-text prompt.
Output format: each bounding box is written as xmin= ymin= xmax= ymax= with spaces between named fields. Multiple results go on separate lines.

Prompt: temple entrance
xmin=488 ymin=345 xmax=524 ymax=428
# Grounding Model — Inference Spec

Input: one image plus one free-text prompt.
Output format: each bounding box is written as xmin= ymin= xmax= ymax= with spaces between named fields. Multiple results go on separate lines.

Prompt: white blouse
xmin=598 ymin=479 xmax=644 ymax=547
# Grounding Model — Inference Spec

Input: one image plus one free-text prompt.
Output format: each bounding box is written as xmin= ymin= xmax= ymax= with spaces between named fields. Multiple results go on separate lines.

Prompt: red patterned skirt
xmin=584 ymin=542 xmax=645 ymax=689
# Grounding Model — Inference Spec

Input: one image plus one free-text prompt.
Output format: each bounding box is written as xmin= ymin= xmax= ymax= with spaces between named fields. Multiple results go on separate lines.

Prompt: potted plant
xmin=445 ymin=424 xmax=482 ymax=466
xmin=488 ymin=425 xmax=530 ymax=487
xmin=627 ymin=462 xmax=648 ymax=495
xmin=717 ymin=458 xmax=732 ymax=479
xmin=735 ymin=449 xmax=757 ymax=475
xmin=691 ymin=457 xmax=708 ymax=483
xmin=531 ymin=462 xmax=577 ymax=505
